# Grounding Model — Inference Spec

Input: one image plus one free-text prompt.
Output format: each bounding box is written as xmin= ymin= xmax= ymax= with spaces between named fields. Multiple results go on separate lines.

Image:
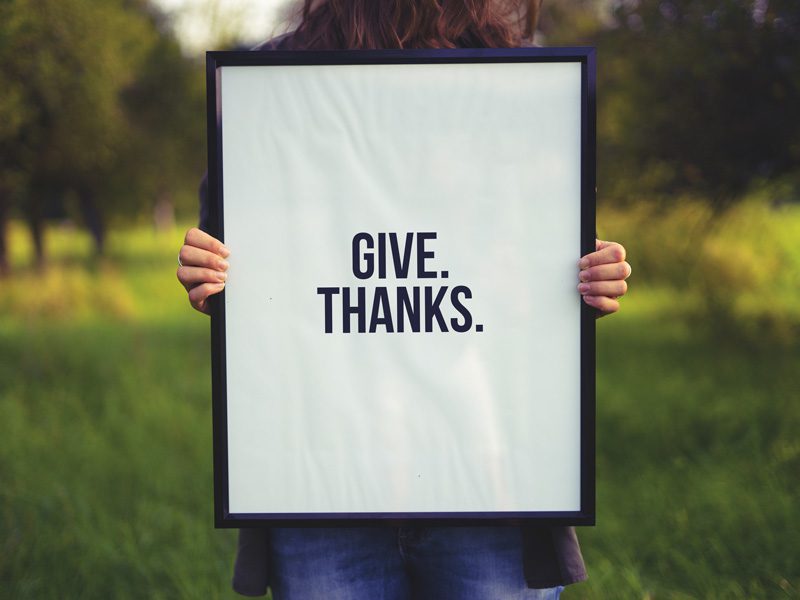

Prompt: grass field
xmin=1 ymin=219 xmax=798 ymax=599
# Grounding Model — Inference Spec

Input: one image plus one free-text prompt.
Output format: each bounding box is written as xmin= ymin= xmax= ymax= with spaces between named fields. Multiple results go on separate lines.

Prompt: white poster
xmin=211 ymin=50 xmax=594 ymax=522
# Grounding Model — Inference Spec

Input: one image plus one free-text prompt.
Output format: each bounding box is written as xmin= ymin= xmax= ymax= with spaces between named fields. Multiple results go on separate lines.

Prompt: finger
xmin=578 ymin=280 xmax=628 ymax=298
xmin=188 ymin=282 xmax=225 ymax=314
xmin=184 ymin=227 xmax=230 ymax=257
xmin=177 ymin=266 xmax=228 ymax=291
xmin=179 ymin=244 xmax=230 ymax=271
xmin=582 ymin=294 xmax=620 ymax=314
xmin=579 ymin=261 xmax=632 ymax=282
xmin=595 ymin=239 xmax=619 ymax=251
xmin=579 ymin=242 xmax=626 ymax=269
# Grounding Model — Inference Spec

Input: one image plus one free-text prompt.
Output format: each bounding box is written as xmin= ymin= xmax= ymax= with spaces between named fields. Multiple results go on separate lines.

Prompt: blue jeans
xmin=268 ymin=526 xmax=564 ymax=600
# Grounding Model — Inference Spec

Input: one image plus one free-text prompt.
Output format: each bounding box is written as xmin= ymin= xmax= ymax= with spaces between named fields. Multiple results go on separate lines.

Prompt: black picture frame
xmin=206 ymin=47 xmax=596 ymax=528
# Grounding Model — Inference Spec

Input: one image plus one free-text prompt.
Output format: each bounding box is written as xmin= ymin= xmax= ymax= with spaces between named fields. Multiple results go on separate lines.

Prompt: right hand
xmin=177 ymin=227 xmax=230 ymax=315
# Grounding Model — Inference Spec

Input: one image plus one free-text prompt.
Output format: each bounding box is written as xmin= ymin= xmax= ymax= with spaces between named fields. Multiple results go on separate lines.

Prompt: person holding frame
xmin=177 ymin=1 xmax=632 ymax=598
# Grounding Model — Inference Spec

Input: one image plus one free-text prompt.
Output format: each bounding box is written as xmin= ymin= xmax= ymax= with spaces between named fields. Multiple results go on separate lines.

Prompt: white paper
xmin=220 ymin=61 xmax=583 ymax=515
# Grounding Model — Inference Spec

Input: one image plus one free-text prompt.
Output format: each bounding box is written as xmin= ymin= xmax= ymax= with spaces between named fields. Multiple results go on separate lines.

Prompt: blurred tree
xmin=0 ymin=3 xmax=36 ymax=273
xmin=540 ymin=0 xmax=800 ymax=207
xmin=0 ymin=0 xmax=152 ymax=265
xmin=0 ymin=0 xmax=204 ymax=268
xmin=115 ymin=6 xmax=206 ymax=231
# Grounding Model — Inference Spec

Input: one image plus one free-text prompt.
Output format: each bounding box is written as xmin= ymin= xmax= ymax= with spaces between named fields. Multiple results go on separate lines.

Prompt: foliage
xmin=115 ymin=18 xmax=207 ymax=222
xmin=599 ymin=196 xmax=800 ymax=346
xmin=0 ymin=0 xmax=205 ymax=260
xmin=541 ymin=0 xmax=800 ymax=207
xmin=0 ymin=0 xmax=152 ymax=182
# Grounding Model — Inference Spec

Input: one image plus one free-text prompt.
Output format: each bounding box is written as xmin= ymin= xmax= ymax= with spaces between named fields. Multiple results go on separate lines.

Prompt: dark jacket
xmin=200 ymin=33 xmax=588 ymax=597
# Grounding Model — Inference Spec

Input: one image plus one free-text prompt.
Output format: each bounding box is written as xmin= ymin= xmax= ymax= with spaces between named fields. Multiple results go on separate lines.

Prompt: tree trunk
xmin=0 ymin=187 xmax=9 ymax=277
xmin=79 ymin=189 xmax=105 ymax=255
xmin=28 ymin=206 xmax=45 ymax=271
xmin=153 ymin=190 xmax=175 ymax=232
xmin=24 ymin=186 xmax=47 ymax=270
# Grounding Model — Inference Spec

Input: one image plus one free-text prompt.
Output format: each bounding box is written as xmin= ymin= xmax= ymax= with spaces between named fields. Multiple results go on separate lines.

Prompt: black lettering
xmin=317 ymin=287 xmax=340 ymax=333
xmin=342 ymin=286 xmax=366 ymax=333
xmin=390 ymin=232 xmax=414 ymax=279
xmin=397 ymin=286 xmax=420 ymax=332
xmin=450 ymin=286 xmax=473 ymax=332
xmin=425 ymin=286 xmax=448 ymax=332
xmin=369 ymin=287 xmax=394 ymax=333
xmin=417 ymin=232 xmax=437 ymax=278
xmin=352 ymin=233 xmax=374 ymax=279
xmin=377 ymin=233 xmax=386 ymax=279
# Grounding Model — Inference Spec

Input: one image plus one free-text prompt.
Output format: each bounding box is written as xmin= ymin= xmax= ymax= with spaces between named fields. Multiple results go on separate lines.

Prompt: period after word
xmin=317 ymin=232 xmax=484 ymax=334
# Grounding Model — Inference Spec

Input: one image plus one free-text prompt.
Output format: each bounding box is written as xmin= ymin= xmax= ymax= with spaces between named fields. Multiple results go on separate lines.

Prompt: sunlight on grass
xmin=2 ymin=221 xmax=196 ymax=324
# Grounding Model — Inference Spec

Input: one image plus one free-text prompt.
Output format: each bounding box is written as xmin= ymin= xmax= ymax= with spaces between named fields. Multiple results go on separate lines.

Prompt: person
xmin=177 ymin=1 xmax=632 ymax=598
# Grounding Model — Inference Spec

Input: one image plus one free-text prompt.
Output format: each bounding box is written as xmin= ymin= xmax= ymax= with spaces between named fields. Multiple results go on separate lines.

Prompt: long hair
xmin=286 ymin=0 xmax=542 ymax=50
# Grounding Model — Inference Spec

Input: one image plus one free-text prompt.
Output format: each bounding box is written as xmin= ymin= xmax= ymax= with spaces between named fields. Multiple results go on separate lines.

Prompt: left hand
xmin=577 ymin=239 xmax=631 ymax=317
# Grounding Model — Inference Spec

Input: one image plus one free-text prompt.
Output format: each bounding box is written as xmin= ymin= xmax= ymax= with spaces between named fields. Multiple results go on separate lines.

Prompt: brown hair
xmin=287 ymin=0 xmax=542 ymax=50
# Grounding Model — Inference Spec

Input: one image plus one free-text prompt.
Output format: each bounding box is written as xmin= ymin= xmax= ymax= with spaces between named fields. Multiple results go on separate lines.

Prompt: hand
xmin=177 ymin=227 xmax=230 ymax=315
xmin=577 ymin=239 xmax=631 ymax=317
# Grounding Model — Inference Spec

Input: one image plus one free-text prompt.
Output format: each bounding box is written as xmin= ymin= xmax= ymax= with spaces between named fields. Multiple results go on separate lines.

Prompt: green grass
xmin=1 ymin=223 xmax=241 ymax=599
xmin=575 ymin=299 xmax=800 ymax=599
xmin=1 ymin=220 xmax=798 ymax=599
xmin=0 ymin=321 xmax=238 ymax=599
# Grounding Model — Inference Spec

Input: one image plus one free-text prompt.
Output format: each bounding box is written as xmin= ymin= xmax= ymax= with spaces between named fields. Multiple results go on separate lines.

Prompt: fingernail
xmin=218 ymin=260 xmax=229 ymax=270
xmin=579 ymin=270 xmax=590 ymax=282
xmin=219 ymin=245 xmax=231 ymax=258
xmin=217 ymin=271 xmax=227 ymax=281
xmin=578 ymin=258 xmax=590 ymax=269
xmin=578 ymin=283 xmax=590 ymax=294
xmin=583 ymin=295 xmax=596 ymax=305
